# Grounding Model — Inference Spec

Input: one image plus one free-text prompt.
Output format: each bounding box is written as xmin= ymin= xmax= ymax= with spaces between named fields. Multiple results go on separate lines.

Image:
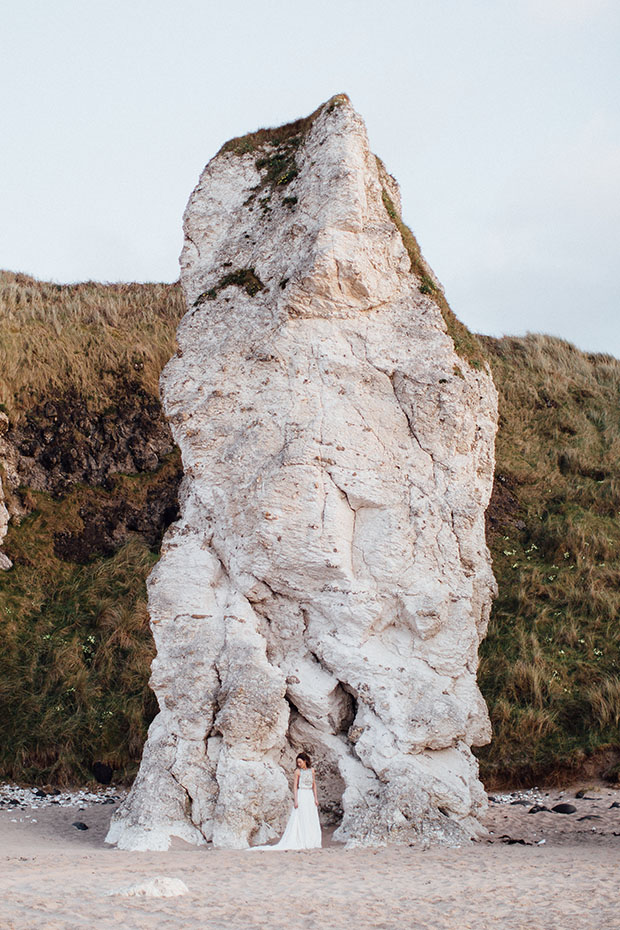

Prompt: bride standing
xmin=252 ymin=752 xmax=322 ymax=850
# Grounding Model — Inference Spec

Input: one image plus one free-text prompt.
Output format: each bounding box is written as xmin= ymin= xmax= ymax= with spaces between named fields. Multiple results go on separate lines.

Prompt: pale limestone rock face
xmin=0 ymin=433 xmax=12 ymax=568
xmin=107 ymin=95 xmax=498 ymax=851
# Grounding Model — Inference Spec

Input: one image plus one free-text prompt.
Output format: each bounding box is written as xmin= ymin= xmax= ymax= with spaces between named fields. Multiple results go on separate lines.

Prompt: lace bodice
xmin=298 ymin=768 xmax=313 ymax=789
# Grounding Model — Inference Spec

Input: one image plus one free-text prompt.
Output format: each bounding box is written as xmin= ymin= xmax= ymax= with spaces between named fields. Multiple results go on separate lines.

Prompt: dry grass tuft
xmin=0 ymin=481 xmax=163 ymax=784
xmin=218 ymin=94 xmax=349 ymax=157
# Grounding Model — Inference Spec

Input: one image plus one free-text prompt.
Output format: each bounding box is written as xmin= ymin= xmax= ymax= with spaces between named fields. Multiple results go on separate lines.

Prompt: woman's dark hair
xmin=296 ymin=751 xmax=312 ymax=767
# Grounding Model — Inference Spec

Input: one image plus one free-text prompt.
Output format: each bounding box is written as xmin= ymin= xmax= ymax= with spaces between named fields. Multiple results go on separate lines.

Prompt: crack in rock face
xmin=106 ymin=94 xmax=498 ymax=851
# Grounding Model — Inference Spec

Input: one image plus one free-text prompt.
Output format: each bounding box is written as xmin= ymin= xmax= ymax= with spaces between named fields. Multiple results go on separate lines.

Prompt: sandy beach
xmin=0 ymin=782 xmax=618 ymax=930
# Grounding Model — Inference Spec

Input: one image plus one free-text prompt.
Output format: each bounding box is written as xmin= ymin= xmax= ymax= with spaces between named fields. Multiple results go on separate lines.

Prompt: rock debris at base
xmin=0 ymin=784 xmax=126 ymax=810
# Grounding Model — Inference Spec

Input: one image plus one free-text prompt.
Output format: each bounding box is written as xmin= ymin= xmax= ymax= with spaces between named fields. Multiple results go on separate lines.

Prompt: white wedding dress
xmin=251 ymin=768 xmax=322 ymax=850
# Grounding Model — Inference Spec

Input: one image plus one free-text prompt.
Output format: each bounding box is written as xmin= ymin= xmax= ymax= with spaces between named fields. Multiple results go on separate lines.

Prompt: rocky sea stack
xmin=106 ymin=95 xmax=498 ymax=850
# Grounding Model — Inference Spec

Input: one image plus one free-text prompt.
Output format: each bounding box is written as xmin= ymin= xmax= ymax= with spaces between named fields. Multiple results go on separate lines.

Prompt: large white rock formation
xmin=0 ymin=413 xmax=12 ymax=568
xmin=107 ymin=94 xmax=498 ymax=851
xmin=0 ymin=481 xmax=10 ymax=570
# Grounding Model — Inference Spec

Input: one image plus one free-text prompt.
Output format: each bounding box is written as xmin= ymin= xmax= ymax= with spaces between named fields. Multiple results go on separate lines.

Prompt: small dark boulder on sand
xmin=551 ymin=803 xmax=577 ymax=814
xmin=609 ymin=801 xmax=620 ymax=809
xmin=529 ymin=805 xmax=550 ymax=813
xmin=510 ymin=800 xmax=530 ymax=806
xmin=72 ymin=822 xmax=89 ymax=831
xmin=577 ymin=815 xmax=601 ymax=821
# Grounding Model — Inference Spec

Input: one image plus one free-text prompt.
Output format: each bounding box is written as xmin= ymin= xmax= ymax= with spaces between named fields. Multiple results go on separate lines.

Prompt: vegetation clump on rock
xmin=218 ymin=94 xmax=348 ymax=158
xmin=219 ymin=94 xmax=349 ymax=220
xmin=194 ymin=267 xmax=265 ymax=307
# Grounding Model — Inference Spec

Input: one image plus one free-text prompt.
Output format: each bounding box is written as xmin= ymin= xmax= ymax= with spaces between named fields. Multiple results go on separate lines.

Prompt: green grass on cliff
xmin=479 ymin=334 xmax=620 ymax=784
xmin=0 ymin=480 xmax=161 ymax=784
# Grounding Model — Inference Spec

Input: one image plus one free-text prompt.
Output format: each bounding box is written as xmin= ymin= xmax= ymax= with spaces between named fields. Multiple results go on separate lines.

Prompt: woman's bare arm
xmin=312 ymin=768 xmax=319 ymax=806
xmin=293 ymin=769 xmax=300 ymax=808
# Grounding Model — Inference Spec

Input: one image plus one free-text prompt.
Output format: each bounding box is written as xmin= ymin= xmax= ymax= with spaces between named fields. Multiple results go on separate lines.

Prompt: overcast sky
xmin=2 ymin=0 xmax=619 ymax=355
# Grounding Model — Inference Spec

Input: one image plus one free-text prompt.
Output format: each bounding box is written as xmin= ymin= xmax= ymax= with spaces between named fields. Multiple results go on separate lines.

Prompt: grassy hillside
xmin=0 ymin=498 xmax=159 ymax=783
xmin=0 ymin=271 xmax=184 ymax=423
xmin=1 ymin=274 xmax=618 ymax=785
xmin=0 ymin=273 xmax=184 ymax=783
xmin=479 ymin=334 xmax=620 ymax=784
